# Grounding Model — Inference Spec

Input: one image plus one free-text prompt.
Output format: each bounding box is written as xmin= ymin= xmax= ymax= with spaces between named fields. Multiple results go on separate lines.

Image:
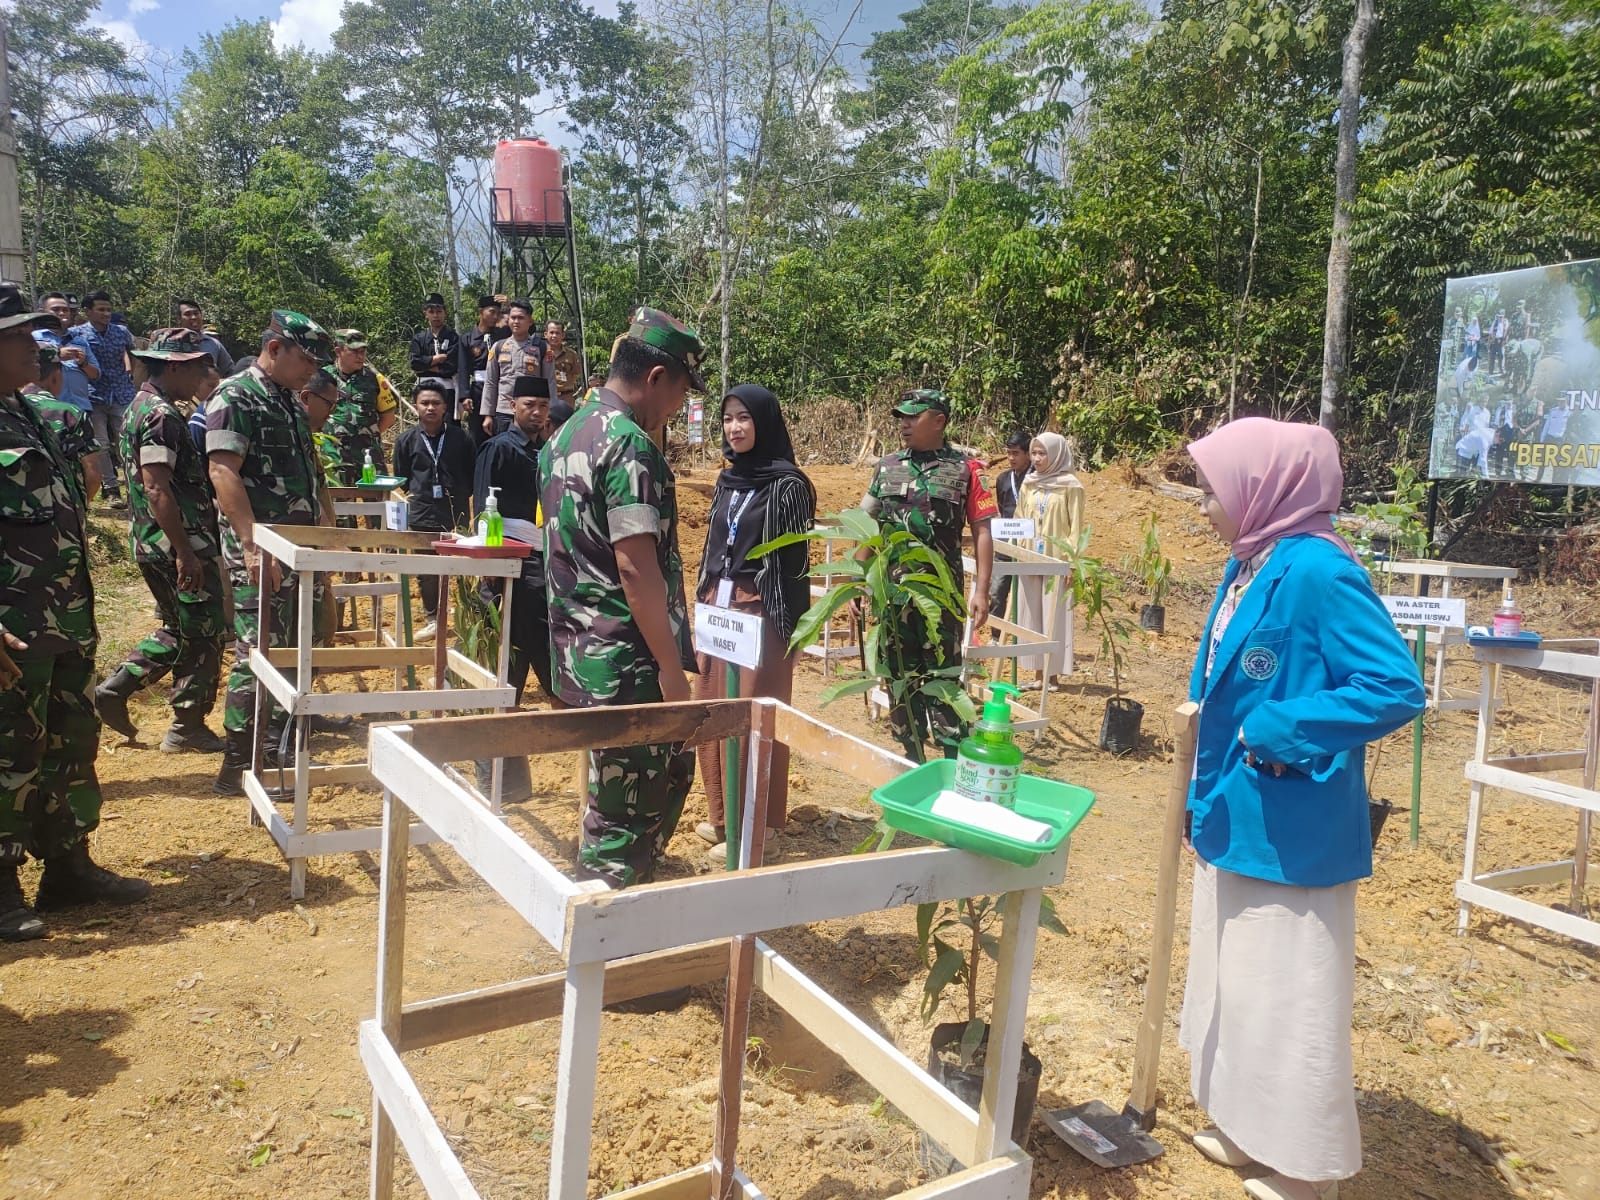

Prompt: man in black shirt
xmin=989 ymin=428 xmax=1033 ymax=626
xmin=456 ymin=295 xmax=506 ymax=450
xmin=474 ymin=374 xmax=553 ymax=702
xmin=408 ymin=292 xmax=461 ymax=427
xmin=393 ymin=381 xmax=475 ymax=640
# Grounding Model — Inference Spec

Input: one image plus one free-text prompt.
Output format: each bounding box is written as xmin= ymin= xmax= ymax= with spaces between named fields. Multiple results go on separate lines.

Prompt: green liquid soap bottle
xmin=953 ymin=682 xmax=1023 ymax=807
xmin=480 ymin=485 xmax=504 ymax=547
xmin=360 ymin=449 xmax=376 ymax=484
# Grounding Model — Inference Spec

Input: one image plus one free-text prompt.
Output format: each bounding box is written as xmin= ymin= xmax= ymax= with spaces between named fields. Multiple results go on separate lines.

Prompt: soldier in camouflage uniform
xmin=206 ymin=311 xmax=333 ymax=795
xmin=860 ymin=389 xmax=997 ymax=759
xmin=94 ymin=329 xmax=228 ymax=754
xmin=24 ymin=338 xmax=104 ymax=501
xmin=539 ymin=307 xmax=705 ymax=888
xmin=327 ymin=329 xmax=398 ymax=482
xmin=0 ymin=283 xmax=151 ymax=942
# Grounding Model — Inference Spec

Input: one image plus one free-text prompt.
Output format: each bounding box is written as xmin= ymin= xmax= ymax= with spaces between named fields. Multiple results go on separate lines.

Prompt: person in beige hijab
xmin=1015 ymin=432 xmax=1084 ymax=686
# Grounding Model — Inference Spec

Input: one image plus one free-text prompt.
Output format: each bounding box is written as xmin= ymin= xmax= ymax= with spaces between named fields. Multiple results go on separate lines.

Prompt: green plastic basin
xmin=871 ymin=760 xmax=1095 ymax=866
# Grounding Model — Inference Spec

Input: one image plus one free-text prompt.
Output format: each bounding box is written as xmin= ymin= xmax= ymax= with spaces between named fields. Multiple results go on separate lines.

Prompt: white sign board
xmin=1381 ymin=594 xmax=1467 ymax=628
xmin=686 ymin=398 xmax=705 ymax=446
xmin=384 ymin=499 xmax=408 ymax=532
xmin=694 ymin=604 xmax=765 ymax=670
xmin=991 ymin=517 xmax=1036 ymax=541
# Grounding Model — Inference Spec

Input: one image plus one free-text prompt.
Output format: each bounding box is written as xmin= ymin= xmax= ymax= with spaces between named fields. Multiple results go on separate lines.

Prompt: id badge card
xmin=432 ymin=485 xmax=444 ymax=499
xmin=473 ymin=370 xmax=487 ymax=384
xmin=715 ymin=578 xmax=734 ymax=607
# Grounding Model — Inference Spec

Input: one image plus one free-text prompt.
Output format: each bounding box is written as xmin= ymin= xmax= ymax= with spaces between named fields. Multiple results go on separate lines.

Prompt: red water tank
xmin=493 ymin=138 xmax=566 ymax=233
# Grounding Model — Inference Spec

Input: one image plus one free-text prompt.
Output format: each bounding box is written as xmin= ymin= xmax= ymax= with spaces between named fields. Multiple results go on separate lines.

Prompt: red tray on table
xmin=430 ymin=538 xmax=534 ymax=559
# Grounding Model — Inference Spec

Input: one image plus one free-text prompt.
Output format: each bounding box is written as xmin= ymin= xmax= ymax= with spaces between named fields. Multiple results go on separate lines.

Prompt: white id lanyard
xmin=716 ymin=491 xmax=755 ymax=607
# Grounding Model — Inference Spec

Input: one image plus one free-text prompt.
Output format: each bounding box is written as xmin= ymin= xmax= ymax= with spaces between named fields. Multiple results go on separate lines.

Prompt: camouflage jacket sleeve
xmin=205 ymin=383 xmax=254 ymax=459
xmin=861 ymin=458 xmax=885 ymax=515
xmin=598 ymin=426 xmax=668 ymax=543
xmin=135 ymin=402 xmax=188 ymax=470
xmin=41 ymin=398 xmax=100 ymax=464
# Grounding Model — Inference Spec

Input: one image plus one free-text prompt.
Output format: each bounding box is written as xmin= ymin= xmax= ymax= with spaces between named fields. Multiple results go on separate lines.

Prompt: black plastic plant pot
xmin=1139 ymin=604 xmax=1166 ymax=635
xmin=919 ymin=1021 xmax=1042 ymax=1177
xmin=1099 ymin=697 xmax=1145 ymax=756
xmin=1368 ymin=797 xmax=1395 ymax=845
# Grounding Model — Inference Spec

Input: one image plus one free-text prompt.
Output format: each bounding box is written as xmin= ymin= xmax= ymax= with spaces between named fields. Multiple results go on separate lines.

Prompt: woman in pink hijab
xmin=1179 ymin=418 xmax=1424 ymax=1200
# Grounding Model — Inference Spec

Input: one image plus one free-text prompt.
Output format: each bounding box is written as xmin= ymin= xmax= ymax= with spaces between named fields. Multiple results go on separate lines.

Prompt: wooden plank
xmin=302 ymin=686 xmax=515 ymax=715
xmin=247 ymin=652 xmax=300 ymax=714
xmin=1464 ymin=761 xmax=1600 ymax=814
xmin=369 ymin=728 xmax=583 ymax=949
xmin=265 ymin=646 xmax=432 ymax=669
xmin=371 ymin=786 xmax=410 ymax=1200
xmin=260 ymin=523 xmax=442 ymax=551
xmin=358 ymin=1021 xmax=483 ymax=1200
xmin=446 ymin=648 xmax=497 ymax=689
xmin=976 ymin=886 xmax=1040 ymax=1158
xmin=1456 ymin=881 xmax=1600 ymax=948
xmin=549 ymin=960 xmax=605 ymax=1200
xmin=567 ymin=844 xmax=1065 ymax=968
xmin=607 ymin=1164 xmax=714 ymax=1200
xmin=769 ymin=703 xmax=913 ymax=790
xmin=1470 ymin=645 xmax=1600 ymax=680
xmin=1381 ymin=561 xmax=1519 ymax=580
xmin=753 ymin=941 xmax=980 ymax=1168
xmin=333 ymin=581 xmax=403 ymax=598
xmin=405 ymin=700 xmax=752 ymax=764
xmin=270 ymin=546 xmax=524 ymax=578
xmin=282 ymin=822 xmax=440 ymax=861
xmin=399 ymin=942 xmax=729 ymax=1050
xmin=305 ymin=762 xmax=374 ymax=786
xmin=891 ymin=1150 xmax=1030 ymax=1200
xmin=1485 ymin=751 xmax=1589 ymax=775
xmin=1473 ymin=861 xmax=1578 ymax=890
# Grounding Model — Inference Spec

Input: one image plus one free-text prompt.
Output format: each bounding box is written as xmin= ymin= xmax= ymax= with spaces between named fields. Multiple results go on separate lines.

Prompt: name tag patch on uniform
xmin=1241 ymin=646 xmax=1279 ymax=681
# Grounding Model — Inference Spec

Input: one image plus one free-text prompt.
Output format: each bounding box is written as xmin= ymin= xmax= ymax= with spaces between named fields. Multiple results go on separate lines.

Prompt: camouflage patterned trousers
xmin=888 ymin=613 xmax=969 ymax=760
xmin=577 ymin=678 xmax=696 ymax=888
xmin=0 ymin=651 xmax=102 ymax=859
xmin=222 ymin=568 xmax=301 ymax=758
xmin=117 ymin=558 xmax=227 ymax=715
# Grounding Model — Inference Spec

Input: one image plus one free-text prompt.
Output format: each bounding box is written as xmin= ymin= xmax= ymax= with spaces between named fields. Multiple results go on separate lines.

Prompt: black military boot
xmin=214 ymin=730 xmax=252 ymax=796
xmin=0 ymin=843 xmax=45 ymax=942
xmin=160 ymin=710 xmax=227 ymax=754
xmin=34 ymin=840 xmax=152 ymax=912
xmin=94 ymin=666 xmax=142 ymax=739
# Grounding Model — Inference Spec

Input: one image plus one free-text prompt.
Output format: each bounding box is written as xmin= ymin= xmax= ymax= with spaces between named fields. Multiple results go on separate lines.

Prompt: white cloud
xmin=95 ymin=17 xmax=152 ymax=57
xmin=272 ymin=0 xmax=346 ymax=51
xmin=127 ymin=0 xmax=160 ymax=15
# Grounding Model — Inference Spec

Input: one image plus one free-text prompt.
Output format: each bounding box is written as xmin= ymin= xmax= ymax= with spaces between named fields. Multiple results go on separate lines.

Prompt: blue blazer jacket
xmin=1187 ymin=535 xmax=1426 ymax=887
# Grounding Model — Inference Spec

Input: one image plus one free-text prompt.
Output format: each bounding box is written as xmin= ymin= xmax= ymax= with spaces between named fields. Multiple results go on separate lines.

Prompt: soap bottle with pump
xmin=360 ymin=448 xmax=376 ymax=484
xmin=1493 ymin=586 xmax=1522 ymax=637
xmin=953 ymin=681 xmax=1023 ymax=807
xmin=478 ymin=486 xmax=504 ymax=547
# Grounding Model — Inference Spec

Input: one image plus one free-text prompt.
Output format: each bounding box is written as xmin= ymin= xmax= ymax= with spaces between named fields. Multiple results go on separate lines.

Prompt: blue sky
xmin=91 ymin=0 xmax=908 ymax=76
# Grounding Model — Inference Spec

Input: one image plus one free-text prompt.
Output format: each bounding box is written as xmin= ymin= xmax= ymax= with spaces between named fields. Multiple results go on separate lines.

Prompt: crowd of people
xmin=1 ymin=280 xmax=1429 ymax=1200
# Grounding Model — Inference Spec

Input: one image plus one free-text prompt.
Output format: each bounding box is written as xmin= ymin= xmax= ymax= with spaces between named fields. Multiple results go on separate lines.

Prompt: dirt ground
xmin=2 ymin=460 xmax=1598 ymax=1200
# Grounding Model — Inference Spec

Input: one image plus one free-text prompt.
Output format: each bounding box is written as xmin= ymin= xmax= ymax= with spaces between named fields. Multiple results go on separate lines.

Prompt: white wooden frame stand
xmin=364 ymin=698 xmax=1063 ymax=1200
xmin=801 ymin=534 xmax=860 ymax=676
xmin=1376 ymin=560 xmax=1518 ymax=711
xmin=1457 ymin=638 xmax=1600 ymax=946
xmin=248 ymin=524 xmax=523 ymax=899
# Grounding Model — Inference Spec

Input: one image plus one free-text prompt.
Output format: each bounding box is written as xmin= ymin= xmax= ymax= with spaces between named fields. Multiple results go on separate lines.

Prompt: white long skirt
xmin=1179 ymin=858 xmax=1362 ymax=1182
xmin=1013 ymin=576 xmax=1072 ymax=675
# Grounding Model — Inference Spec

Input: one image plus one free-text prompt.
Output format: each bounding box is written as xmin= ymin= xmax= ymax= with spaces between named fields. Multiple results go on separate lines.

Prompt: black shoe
xmin=34 ymin=841 xmax=151 ymax=912
xmin=0 ymin=861 xmax=46 ymax=942
xmin=104 ymin=493 xmax=127 ymax=511
xmin=94 ymin=667 xmax=141 ymax=739
xmin=160 ymin=717 xmax=227 ymax=754
xmin=214 ymin=764 xmax=245 ymax=796
xmin=310 ymin=714 xmax=354 ymax=733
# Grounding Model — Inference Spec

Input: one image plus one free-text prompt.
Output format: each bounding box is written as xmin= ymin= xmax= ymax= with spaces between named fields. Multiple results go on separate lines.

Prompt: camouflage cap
xmin=33 ymin=333 xmax=59 ymax=370
xmin=304 ymin=366 xmax=341 ymax=399
xmin=893 ymin=388 xmax=950 ymax=417
xmin=268 ymin=310 xmax=333 ymax=364
xmin=332 ymin=327 xmax=367 ymax=350
xmin=627 ymin=306 xmax=707 ymax=391
xmin=133 ymin=326 xmax=213 ymax=363
xmin=0 ymin=282 xmax=51 ymax=334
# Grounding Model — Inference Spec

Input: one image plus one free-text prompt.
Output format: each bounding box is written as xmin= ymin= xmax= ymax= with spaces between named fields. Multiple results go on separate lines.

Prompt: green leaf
xmin=1038 ymin=894 xmax=1069 ymax=937
xmin=247 ymin=1144 xmax=272 ymax=1168
xmin=1545 ymin=1031 xmax=1578 ymax=1054
xmin=958 ymin=1017 xmax=987 ymax=1070
xmin=922 ymin=945 xmax=967 ymax=1019
xmin=915 ymin=901 xmax=937 ymax=954
xmin=834 ymin=508 xmax=879 ymax=544
xmin=820 ymin=676 xmax=880 ymax=705
xmin=788 ymin=582 xmax=863 ymax=653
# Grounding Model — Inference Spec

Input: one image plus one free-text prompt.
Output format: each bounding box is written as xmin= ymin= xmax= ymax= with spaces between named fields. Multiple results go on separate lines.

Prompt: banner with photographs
xmin=1428 ymin=258 xmax=1600 ymax=486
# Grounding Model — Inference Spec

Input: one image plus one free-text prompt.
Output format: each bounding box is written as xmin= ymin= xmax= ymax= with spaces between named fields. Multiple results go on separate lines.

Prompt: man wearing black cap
xmin=0 ymin=283 xmax=150 ymax=940
xmin=475 ymin=373 xmax=554 ymax=702
xmin=458 ymin=295 xmax=507 ymax=449
xmin=409 ymin=293 xmax=461 ymax=428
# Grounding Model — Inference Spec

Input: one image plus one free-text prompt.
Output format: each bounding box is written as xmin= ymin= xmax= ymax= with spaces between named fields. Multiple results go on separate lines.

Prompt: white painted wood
xmin=549 ymin=959 xmax=605 ymax=1200
xmin=330 ymin=580 xmax=402 ymax=598
xmin=1470 ymin=644 xmax=1600 ymax=680
xmin=1381 ymin=561 xmax=1518 ymax=581
xmin=733 ymin=1167 xmax=769 ymax=1200
xmin=753 ymin=941 xmax=980 ymax=1167
xmin=1464 ymin=761 xmax=1600 ymax=814
xmin=1456 ymin=882 xmax=1600 ymax=947
xmin=359 ymin=1021 xmax=482 ymax=1200
xmin=301 ymin=685 xmax=515 ymax=715
xmin=768 ymin=703 xmax=914 ymax=788
xmin=891 ymin=1150 xmax=1031 ymax=1200
xmin=1459 ymin=662 xmax=1499 ymax=936
xmin=1484 ymin=751 xmax=1589 ymax=774
xmin=445 ymin=648 xmax=497 ymax=688
xmin=606 ymin=1164 xmax=716 ymax=1200
xmin=976 ymin=886 xmax=1040 ymax=1158
xmin=1472 ymin=861 xmax=1579 ymax=889
xmin=369 ymin=728 xmax=579 ymax=948
xmin=566 ymin=845 xmax=1067 ymax=963
xmin=371 ymin=787 xmax=409 ymax=1200
xmin=281 ymin=822 xmax=440 ymax=861
xmin=247 ymin=651 xmax=300 ymax=714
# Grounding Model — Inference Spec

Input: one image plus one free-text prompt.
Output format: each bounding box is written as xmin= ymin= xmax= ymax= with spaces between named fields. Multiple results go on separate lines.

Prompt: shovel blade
xmin=1041 ymin=1100 xmax=1165 ymax=1169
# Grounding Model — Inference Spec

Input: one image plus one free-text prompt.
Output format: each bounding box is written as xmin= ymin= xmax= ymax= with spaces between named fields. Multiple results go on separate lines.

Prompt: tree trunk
xmin=433 ymin=131 xmax=463 ymax=319
xmin=1319 ymin=0 xmax=1377 ymax=433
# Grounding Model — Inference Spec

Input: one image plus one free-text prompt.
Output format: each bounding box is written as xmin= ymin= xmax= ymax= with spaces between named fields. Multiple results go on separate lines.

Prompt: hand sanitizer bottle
xmin=360 ymin=449 xmax=376 ymax=484
xmin=954 ymin=682 xmax=1024 ymax=807
xmin=478 ymin=486 xmax=504 ymax=547
xmin=1493 ymin=587 xmax=1522 ymax=637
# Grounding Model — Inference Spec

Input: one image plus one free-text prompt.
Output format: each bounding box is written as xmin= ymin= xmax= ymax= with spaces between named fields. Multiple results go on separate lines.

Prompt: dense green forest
xmin=13 ymin=0 xmax=1600 ymax=497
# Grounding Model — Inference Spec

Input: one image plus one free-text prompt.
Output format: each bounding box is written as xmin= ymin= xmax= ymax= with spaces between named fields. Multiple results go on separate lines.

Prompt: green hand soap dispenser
xmin=953 ymin=682 xmax=1024 ymax=807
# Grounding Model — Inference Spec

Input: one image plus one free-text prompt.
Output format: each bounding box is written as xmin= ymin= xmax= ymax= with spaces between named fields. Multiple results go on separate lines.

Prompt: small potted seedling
xmin=1058 ymin=528 xmax=1142 ymax=754
xmin=1130 ymin=513 xmax=1171 ymax=635
xmin=915 ymin=892 xmax=1066 ymax=1175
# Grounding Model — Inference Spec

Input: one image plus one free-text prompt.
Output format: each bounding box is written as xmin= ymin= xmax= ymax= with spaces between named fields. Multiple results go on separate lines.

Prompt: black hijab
xmin=702 ymin=385 xmax=817 ymax=637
